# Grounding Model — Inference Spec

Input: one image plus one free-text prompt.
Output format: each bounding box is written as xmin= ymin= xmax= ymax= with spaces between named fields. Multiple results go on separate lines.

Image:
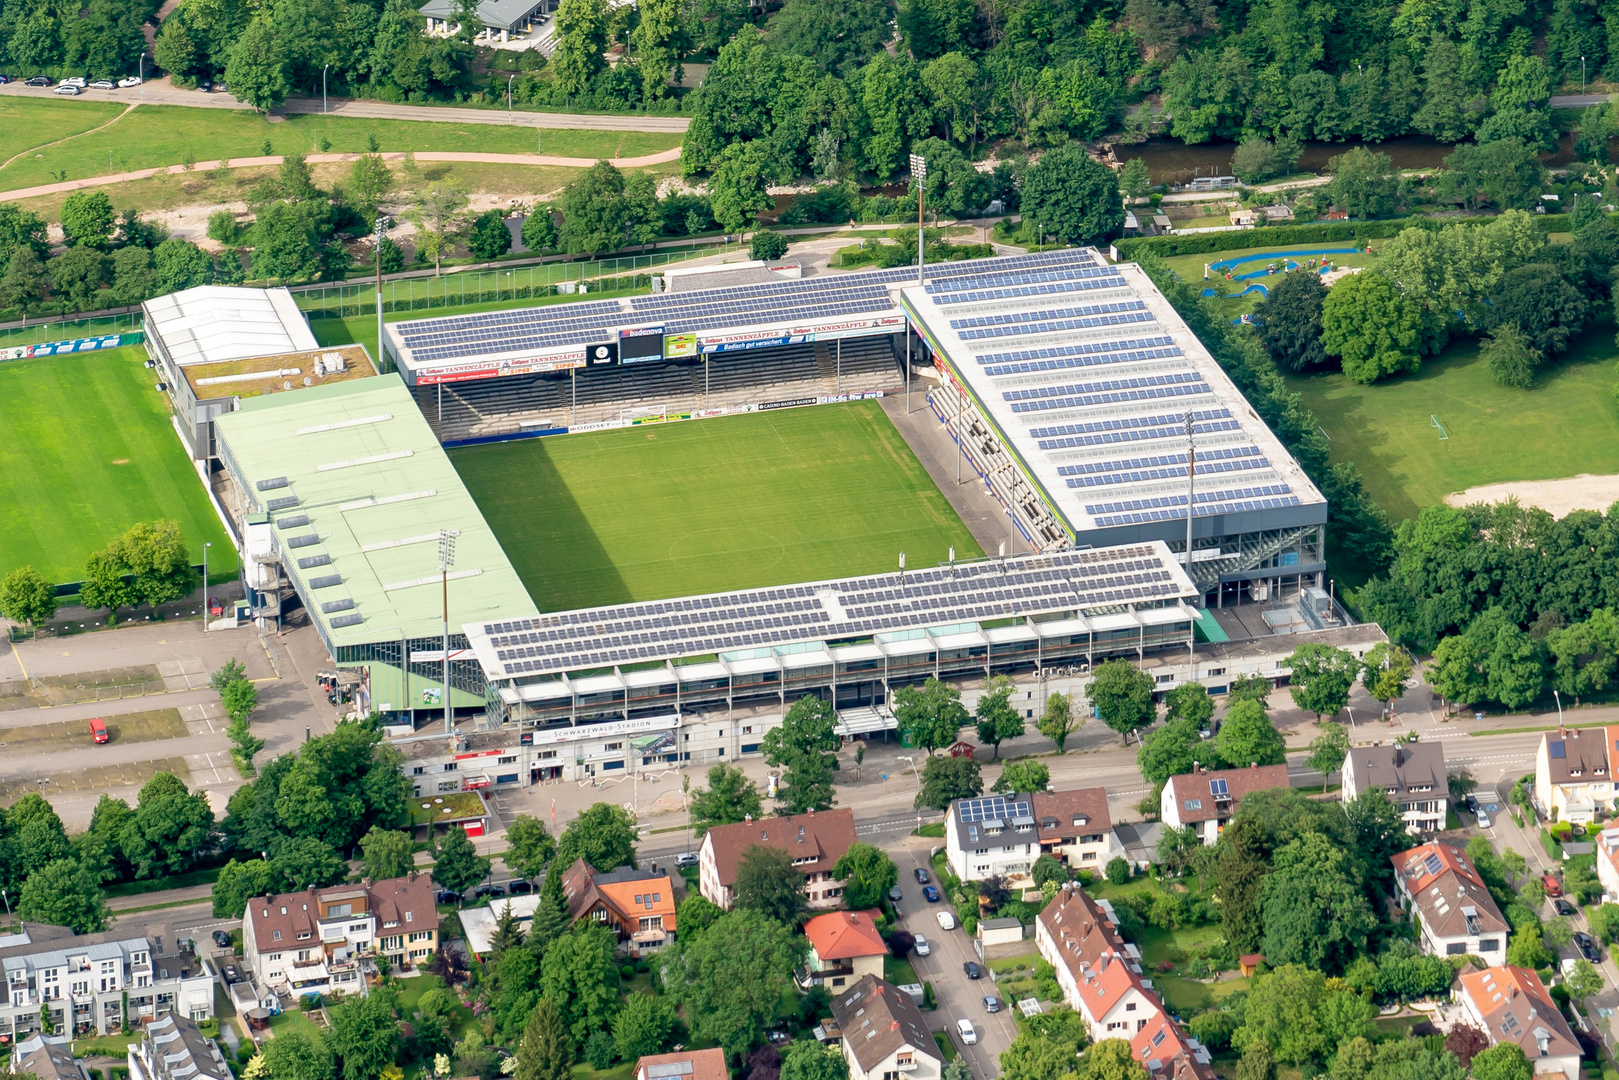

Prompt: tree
xmin=270 ymin=722 xmax=409 ymax=854
xmin=110 ymin=246 xmax=156 ymax=305
xmin=915 ymin=754 xmax=982 ymax=810
xmin=529 ymin=861 xmax=572 ymax=951
xmin=121 ymin=772 xmax=214 ymax=878
xmin=432 ymin=827 xmax=491 ymax=894
xmin=225 ymin=16 xmax=291 ymax=111
xmin=77 ymin=795 xmax=134 ymax=883
xmin=733 ymin=845 xmax=807 ymax=925
xmin=151 ymin=239 xmax=213 ymax=294
xmin=709 ymin=142 xmax=774 ymax=233
xmin=0 ymin=247 xmax=49 ymax=325
xmin=1321 ymin=271 xmax=1425 ymax=383
xmin=1305 ymin=723 xmax=1350 ymax=782
xmin=1215 ymin=700 xmax=1285 ymax=768
xmin=659 ymin=907 xmax=804 ymax=1055
xmin=975 ymin=677 xmax=1024 ymax=760
xmin=1234 ymin=964 xmax=1370 ymax=1066
xmin=995 ymin=760 xmax=1051 ymax=794
xmin=359 ymin=827 xmax=416 ymax=880
xmin=0 ymin=566 xmax=58 ymax=630
xmin=1255 ymin=270 xmax=1329 ymax=372
xmin=761 ymin=696 xmax=839 ymax=814
xmin=1482 ymin=325 xmax=1539 ymax=389
xmin=467 ymin=210 xmax=512 ymax=260
xmin=1120 ymin=158 xmax=1151 ymax=200
xmin=1325 ymin=148 xmax=1402 ymax=219
xmin=1137 ymin=718 xmax=1206 ymax=786
xmin=60 ymin=190 xmax=117 ymax=249
xmin=1227 ymin=674 xmax=1274 ymax=709
xmin=262 ymin=1026 xmax=336 ymax=1080
xmin=1076 ymin=1040 xmax=1147 ymax=1080
xmin=1019 ymin=143 xmax=1124 ymax=246
xmin=552 ymin=0 xmax=607 ymax=94
xmin=613 ymin=994 xmax=676 ymax=1062
xmin=1487 ymin=263 xmax=1589 ymax=359
xmin=1285 ymin=644 xmax=1359 ymax=721
xmin=222 ymin=678 xmax=258 ymax=724
xmin=1587 ymin=903 xmax=1619 ymax=944
xmin=751 ymin=231 xmax=790 ymax=261
xmin=767 ymin=0 xmax=894 ymax=74
xmin=831 ymin=842 xmax=898 ymax=909
xmin=1360 ymin=643 xmax=1413 ymax=720
xmin=48 ymin=246 xmax=110 ymax=311
xmin=329 ymin=992 xmax=400 ymax=1080
xmin=17 ymin=859 xmax=110 ymax=933
xmin=212 ymin=858 xmax=279 ymax=918
xmin=1037 ymin=691 xmax=1079 ymax=752
xmin=540 ymin=924 xmax=621 ymax=1043
xmin=1470 ymin=1045 xmax=1531 ymax=1080
xmin=1259 ymin=834 xmax=1377 ymax=972
xmin=1428 ymin=634 xmax=1488 ymax=711
xmin=521 ymin=208 xmax=559 ymax=252
xmin=779 ymin=1042 xmax=848 ymax=1080
xmin=272 ymin=836 xmax=348 ymax=890
xmin=515 ymin=999 xmax=574 ymax=1080
xmin=1234 ymin=1043 xmax=1273 ymax=1080
xmin=555 ymin=802 xmax=637 ymax=871
xmin=349 ymin=154 xmax=394 ymax=226
xmin=689 ymin=765 xmax=762 ymax=838
xmin=1566 ymin=958 xmax=1604 ymax=1002
xmin=894 ymin=678 xmax=969 ymax=755
xmin=1443 ymin=1024 xmax=1488 ymax=1069
xmin=1439 ymin=139 xmax=1547 ymax=212
xmin=502 ymin=815 xmax=555 ymax=879
xmin=1086 ymin=660 xmax=1155 ymax=743
xmin=250 ymin=202 xmax=320 ymax=284
xmin=410 ymin=181 xmax=469 ymax=275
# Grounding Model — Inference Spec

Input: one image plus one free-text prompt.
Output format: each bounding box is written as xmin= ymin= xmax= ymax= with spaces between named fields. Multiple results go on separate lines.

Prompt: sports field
xmin=1286 ymin=325 xmax=1619 ymax=524
xmin=450 ymin=401 xmax=983 ymax=610
xmin=0 ymin=346 xmax=236 ymax=584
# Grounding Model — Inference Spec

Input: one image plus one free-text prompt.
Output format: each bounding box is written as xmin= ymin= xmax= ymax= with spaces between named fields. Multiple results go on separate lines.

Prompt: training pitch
xmin=0 ymin=346 xmax=236 ymax=584
xmin=451 ymin=400 xmax=983 ymax=611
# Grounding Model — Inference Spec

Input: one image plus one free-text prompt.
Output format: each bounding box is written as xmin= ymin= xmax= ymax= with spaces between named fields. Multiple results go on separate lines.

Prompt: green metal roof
xmin=215 ymin=374 xmax=538 ymax=649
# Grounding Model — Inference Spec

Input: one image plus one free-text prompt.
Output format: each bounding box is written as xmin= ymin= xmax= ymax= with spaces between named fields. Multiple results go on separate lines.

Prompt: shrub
xmin=1105 ymin=857 xmax=1131 ymax=885
xmin=206 ymin=211 xmax=238 ymax=244
xmin=750 ymin=230 xmax=790 ymax=261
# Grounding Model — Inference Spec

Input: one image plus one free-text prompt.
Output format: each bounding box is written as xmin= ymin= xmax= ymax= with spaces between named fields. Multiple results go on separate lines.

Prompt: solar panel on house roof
xmin=1423 ymin=852 xmax=1444 ymax=875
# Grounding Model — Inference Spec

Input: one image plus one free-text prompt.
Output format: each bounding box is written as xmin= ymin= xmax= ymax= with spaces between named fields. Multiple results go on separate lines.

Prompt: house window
xmin=832 ymin=977 xmax=846 ymax=987
xmin=1446 ymin=943 xmax=1466 ymax=955
xmin=1479 ymin=939 xmax=1500 ymax=952
xmin=605 ymin=742 xmax=623 ymax=751
xmin=438 ymin=781 xmax=460 ymax=792
xmin=1156 ymin=674 xmax=1174 ymax=684
xmin=1207 ymin=668 xmax=1225 ymax=676
xmin=884 ymin=1073 xmax=900 ymax=1080
xmin=897 ymin=1055 xmax=914 ymax=1067
xmin=498 ymin=756 xmax=517 ymax=765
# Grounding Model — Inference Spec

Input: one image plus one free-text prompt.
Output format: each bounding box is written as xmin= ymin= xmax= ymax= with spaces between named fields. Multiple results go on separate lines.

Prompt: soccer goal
xmin=1431 ymin=414 xmax=1449 ymax=440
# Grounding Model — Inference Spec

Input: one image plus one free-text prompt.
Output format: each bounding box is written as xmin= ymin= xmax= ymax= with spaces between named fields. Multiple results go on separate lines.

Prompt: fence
xmin=0 ymin=311 xmax=144 ymax=350
xmin=292 ymin=244 xmax=739 ymax=321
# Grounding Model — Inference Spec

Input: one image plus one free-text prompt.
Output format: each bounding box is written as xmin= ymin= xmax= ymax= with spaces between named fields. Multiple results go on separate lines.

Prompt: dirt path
xmin=0 ymin=147 xmax=684 ymax=202
xmin=1446 ymin=474 xmax=1619 ymax=516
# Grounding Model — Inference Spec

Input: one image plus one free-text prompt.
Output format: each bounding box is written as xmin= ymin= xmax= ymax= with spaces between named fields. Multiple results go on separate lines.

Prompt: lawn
xmin=449 ymin=400 xmax=983 ymax=610
xmin=1286 ymin=324 xmax=1619 ymax=524
xmin=0 ymin=96 xmax=126 ymax=166
xmin=1157 ymin=972 xmax=1250 ymax=1015
xmin=0 ymin=346 xmax=237 ymax=584
xmin=0 ymin=103 xmax=683 ymax=189
xmin=886 ymin=956 xmax=920 ymax=985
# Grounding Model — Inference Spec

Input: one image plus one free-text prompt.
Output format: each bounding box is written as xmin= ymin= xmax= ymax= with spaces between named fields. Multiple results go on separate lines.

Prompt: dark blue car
xmin=922 ymin=885 xmax=942 ymax=902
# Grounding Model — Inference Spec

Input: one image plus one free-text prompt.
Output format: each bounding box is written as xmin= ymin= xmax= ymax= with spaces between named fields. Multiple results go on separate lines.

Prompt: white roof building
xmin=142 ymin=285 xmax=319 ymax=368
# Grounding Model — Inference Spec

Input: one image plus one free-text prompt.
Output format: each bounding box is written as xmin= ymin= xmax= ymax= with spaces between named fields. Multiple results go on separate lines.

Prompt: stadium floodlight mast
xmin=375 ymin=216 xmax=391 ymax=371
xmin=439 ymin=529 xmax=458 ymax=734
xmin=909 ymin=152 xmax=927 ymax=286
xmin=1184 ymin=410 xmax=1197 ymax=670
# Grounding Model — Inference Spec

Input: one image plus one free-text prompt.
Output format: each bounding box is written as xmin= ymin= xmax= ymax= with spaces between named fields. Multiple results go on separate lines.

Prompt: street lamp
xmin=202 ymin=541 xmax=211 ymax=632
xmin=138 ymin=53 xmax=144 ymax=100
xmin=1583 ymin=57 xmax=1588 ymax=94
xmin=1346 ymin=706 xmax=1356 ymax=735
xmin=508 ymin=74 xmax=516 ymax=123
xmin=323 ymin=63 xmax=329 ymax=114
xmin=1554 ymin=689 xmax=1564 ymax=727
xmin=898 ymin=754 xmax=923 ymax=822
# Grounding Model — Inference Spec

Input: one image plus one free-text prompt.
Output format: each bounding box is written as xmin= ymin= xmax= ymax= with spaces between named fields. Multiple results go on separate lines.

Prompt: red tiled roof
xmin=1459 ymin=966 xmax=1580 ymax=1063
xmin=1032 ymin=788 xmax=1111 ymax=843
xmin=1164 ymin=764 xmax=1290 ymax=823
xmin=702 ymin=809 xmax=856 ymax=888
xmin=1132 ymin=1015 xmax=1217 ymax=1080
xmin=634 ymin=1049 xmax=728 ymax=1080
xmin=804 ymin=910 xmax=888 ymax=962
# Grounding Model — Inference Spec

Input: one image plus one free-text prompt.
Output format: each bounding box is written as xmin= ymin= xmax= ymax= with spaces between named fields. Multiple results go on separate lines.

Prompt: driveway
xmin=889 ymin=841 xmax=1019 ymax=1079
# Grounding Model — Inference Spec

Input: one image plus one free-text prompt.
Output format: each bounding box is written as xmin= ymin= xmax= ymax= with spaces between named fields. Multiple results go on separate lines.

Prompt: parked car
xmin=914 ymin=867 xmax=931 ymax=884
xmin=62 ymin=76 xmax=86 ymax=86
xmin=956 ymin=1019 xmax=978 ymax=1046
xmin=54 ymin=84 xmax=82 ymax=95
xmin=221 ymin=965 xmax=242 ymax=984
xmin=1475 ymin=809 xmax=1491 ymax=829
xmin=435 ymin=889 xmax=462 ymax=904
xmin=675 ymin=852 xmax=699 ymax=868
xmin=211 ymin=931 xmax=232 ymax=948
xmin=89 ymin=79 xmax=114 ymax=89
xmin=1544 ymin=873 xmax=1564 ymax=898
xmin=888 ymin=886 xmax=904 ymax=902
xmin=24 ymin=76 xmax=51 ymax=86
xmin=936 ymin=910 xmax=957 ymax=930
xmin=922 ymin=885 xmax=942 ymax=902
xmin=89 ymin=717 xmax=109 ymax=743
xmin=506 ymin=880 xmax=533 ymax=895
xmin=1575 ymin=932 xmax=1600 ymax=962
xmin=473 ymin=884 xmax=507 ymax=900
xmin=197 ymin=78 xmax=213 ymax=91
xmin=1555 ymin=899 xmax=1578 ymax=917
xmin=765 ymin=1030 xmax=788 ymax=1045
xmin=0 ymin=75 xmax=10 ymax=83
xmin=913 ymin=935 xmax=930 ymax=957
xmin=117 ymin=76 xmax=142 ymax=87
xmin=963 ymin=962 xmax=983 ymax=980
xmin=983 ymin=996 xmax=1001 ymax=1014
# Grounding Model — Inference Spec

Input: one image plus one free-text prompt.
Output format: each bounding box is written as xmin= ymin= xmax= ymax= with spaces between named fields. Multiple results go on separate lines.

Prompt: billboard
xmin=664 ymin=332 xmax=697 ymax=358
xmin=587 ymin=342 xmax=618 ymax=366
xmin=416 ymin=349 xmax=587 ymax=385
xmin=619 ymin=325 xmax=666 ymax=363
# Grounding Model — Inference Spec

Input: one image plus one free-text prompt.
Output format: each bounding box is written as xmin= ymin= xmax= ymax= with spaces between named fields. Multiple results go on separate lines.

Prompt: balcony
xmin=894 ymin=1062 xmax=918 ymax=1072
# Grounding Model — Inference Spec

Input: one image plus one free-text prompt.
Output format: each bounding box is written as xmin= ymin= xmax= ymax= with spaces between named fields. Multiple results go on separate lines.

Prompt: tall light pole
xmin=138 ymin=53 xmax=144 ymax=100
xmin=909 ymin=152 xmax=927 ymax=287
xmin=899 ymin=755 xmax=923 ymax=825
xmin=439 ymin=529 xmax=458 ymax=735
xmin=202 ymin=541 xmax=211 ymax=632
xmin=322 ymin=63 xmax=329 ymax=114
xmin=508 ymin=74 xmax=516 ymax=122
xmin=1183 ymin=411 xmax=1197 ymax=669
xmin=375 ymin=215 xmax=390 ymax=370
xmin=1554 ymin=689 xmax=1564 ymax=728
xmin=1583 ymin=57 xmax=1588 ymax=94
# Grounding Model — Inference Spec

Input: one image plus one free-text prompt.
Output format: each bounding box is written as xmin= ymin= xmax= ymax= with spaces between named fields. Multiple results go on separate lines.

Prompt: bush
xmin=206 ymin=211 xmax=238 ymax=244
xmin=750 ymin=230 xmax=790 ymax=261
xmin=376 ymin=237 xmax=405 ymax=274
xmin=1105 ymin=857 xmax=1131 ymax=885
xmin=619 ymin=964 xmax=635 ymax=980
xmin=584 ymin=1029 xmax=616 ymax=1070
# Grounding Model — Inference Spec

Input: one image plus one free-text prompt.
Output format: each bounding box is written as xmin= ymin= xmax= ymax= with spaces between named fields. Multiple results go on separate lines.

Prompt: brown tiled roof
xmin=830 ymin=976 xmax=939 ymax=1074
xmin=634 ymin=1049 xmax=728 ymax=1080
xmin=1543 ymin=728 xmax=1614 ymax=786
xmin=1459 ymin=966 xmax=1580 ymax=1063
xmin=1393 ymin=843 xmax=1507 ymax=941
xmin=247 ymin=874 xmax=437 ymax=950
xmin=1132 ymin=1014 xmax=1217 ymax=1080
xmin=1165 ymin=764 xmax=1290 ymax=823
xmin=561 ymin=859 xmax=677 ymax=931
xmin=703 ymin=809 xmax=856 ymax=888
xmin=1033 ymin=788 xmax=1112 ymax=844
xmin=1348 ymin=742 xmax=1446 ymax=800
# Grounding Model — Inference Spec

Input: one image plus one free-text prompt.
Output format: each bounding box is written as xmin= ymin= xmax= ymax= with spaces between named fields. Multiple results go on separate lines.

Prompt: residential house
xmin=945 ymin=794 xmax=1040 ymax=882
xmin=632 ymin=1050 xmax=728 ymax=1080
xmin=126 ymin=1016 xmax=232 ymax=1080
xmin=1034 ymin=883 xmax=1157 ymax=1042
xmin=699 ymin=808 xmax=856 ymax=910
xmin=241 ymin=875 xmax=439 ymax=998
xmin=1534 ymin=727 xmax=1617 ymax=824
xmin=1033 ymin=788 xmax=1124 ymax=869
xmin=1597 ymin=828 xmax=1619 ymax=899
xmin=460 ymin=896 xmax=541 ymax=959
xmin=800 ymin=911 xmax=888 ymax=992
xmin=1391 ymin=842 xmax=1508 ymax=959
xmin=0 ymin=922 xmax=213 ymax=1040
xmin=829 ymin=976 xmax=943 ymax=1080
xmin=1456 ymin=967 xmax=1581 ymax=1080
xmin=1342 ymin=742 xmax=1449 ymax=833
xmin=1160 ymin=764 xmax=1291 ymax=844
xmin=1131 ymin=1013 xmax=1219 ymax=1080
xmin=12 ymin=1033 xmax=86 ymax=1080
xmin=561 ymin=860 xmax=677 ymax=952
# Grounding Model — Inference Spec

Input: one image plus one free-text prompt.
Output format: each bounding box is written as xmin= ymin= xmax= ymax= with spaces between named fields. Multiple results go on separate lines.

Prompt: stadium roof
xmin=214 ymin=374 xmax=538 ymax=649
xmin=178 ymin=343 xmax=375 ymax=402
xmin=901 ymin=255 xmax=1325 ymax=546
xmin=464 ymin=541 xmax=1198 ymax=682
xmin=381 ymin=250 xmax=1100 ymax=386
xmin=142 ymin=286 xmax=319 ymax=367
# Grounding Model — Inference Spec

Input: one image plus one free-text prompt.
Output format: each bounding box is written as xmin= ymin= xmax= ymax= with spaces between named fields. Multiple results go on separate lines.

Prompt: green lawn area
xmin=0 ymin=103 xmax=683 ymax=189
xmin=573 ymin=1063 xmax=634 ymax=1080
xmin=886 ymin=956 xmax=920 ymax=985
xmin=72 ymin=1032 xmax=139 ymax=1058
xmin=0 ymin=346 xmax=237 ymax=584
xmin=1134 ymin=922 xmax=1225 ymax=969
xmin=1162 ymin=241 xmax=1381 ymax=319
xmin=449 ymin=400 xmax=983 ymax=610
xmin=1286 ymin=324 xmax=1619 ymax=524
xmin=0 ymin=96 xmax=126 ymax=166
xmin=1157 ymin=973 xmax=1250 ymax=1014
xmin=934 ymin=1032 xmax=959 ymax=1061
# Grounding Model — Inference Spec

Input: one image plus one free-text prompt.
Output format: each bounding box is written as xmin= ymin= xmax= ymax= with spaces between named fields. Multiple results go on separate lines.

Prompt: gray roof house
xmin=1341 ymin=741 xmax=1448 ymax=833
xmin=12 ymin=1034 xmax=86 ymax=1080
xmin=418 ymin=0 xmax=552 ymax=39
xmin=127 ymin=1015 xmax=232 ymax=1080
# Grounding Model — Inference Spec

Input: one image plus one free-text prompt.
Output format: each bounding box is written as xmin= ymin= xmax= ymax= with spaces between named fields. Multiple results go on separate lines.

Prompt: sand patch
xmin=1446 ymin=474 xmax=1619 ymax=516
xmin=111 ymin=458 xmax=130 ymax=464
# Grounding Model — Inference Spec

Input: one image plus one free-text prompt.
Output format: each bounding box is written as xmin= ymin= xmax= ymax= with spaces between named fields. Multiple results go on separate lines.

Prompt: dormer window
xmin=1073 ymin=815 xmax=1088 ymax=826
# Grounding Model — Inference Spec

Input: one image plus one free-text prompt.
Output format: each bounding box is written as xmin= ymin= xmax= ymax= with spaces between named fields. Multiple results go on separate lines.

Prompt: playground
xmin=1163 ymin=242 xmax=1383 ymax=315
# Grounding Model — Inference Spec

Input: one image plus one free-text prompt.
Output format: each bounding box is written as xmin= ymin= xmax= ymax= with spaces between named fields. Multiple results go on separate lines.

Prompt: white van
xmin=957 ymin=1019 xmax=978 ymax=1046
xmin=936 ymin=910 xmax=957 ymax=930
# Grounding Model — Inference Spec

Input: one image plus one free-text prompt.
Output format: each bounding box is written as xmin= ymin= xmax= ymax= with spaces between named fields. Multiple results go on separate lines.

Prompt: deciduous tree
xmin=895 ymin=678 xmax=969 ymax=755
xmin=831 ymin=842 xmax=897 ymax=909
xmin=1305 ymin=723 xmax=1350 ymax=782
xmin=358 ymin=827 xmax=416 ymax=880
xmin=18 ymin=859 xmax=110 ymax=933
xmin=1019 ymin=143 xmax=1124 ymax=246
xmin=431 ymin=827 xmax=490 ymax=894
xmin=0 ymin=567 xmax=58 ymax=631
xmin=689 ymin=765 xmax=762 ymax=838
xmin=1360 ymin=643 xmax=1413 ymax=720
xmin=915 ymin=754 xmax=982 ymax=810
xmin=1321 ymin=271 xmax=1425 ymax=383
xmin=1037 ymin=691 xmax=1079 ymax=752
xmin=975 ymin=677 xmax=1024 ymax=760
xmin=1086 ymin=660 xmax=1155 ymax=743
xmin=761 ymin=696 xmax=840 ymax=813
xmin=659 ymin=907 xmax=804 ymax=1055
xmin=994 ymin=760 xmax=1050 ymax=794
xmin=555 ymin=802 xmax=637 ymax=870
xmin=1284 ymin=643 xmax=1359 ymax=721
xmin=733 ymin=845 xmax=807 ymax=925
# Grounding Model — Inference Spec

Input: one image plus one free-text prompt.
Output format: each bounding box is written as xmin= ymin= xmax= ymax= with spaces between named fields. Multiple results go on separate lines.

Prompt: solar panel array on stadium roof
xmin=1032 ymin=412 xmax=1239 ymax=452
xmin=1057 ymin=445 xmax=1263 ymax=477
xmin=949 ymin=299 xmax=1147 ymax=331
xmin=474 ymin=545 xmax=1190 ymax=676
xmin=1092 ymin=494 xmax=1302 ymax=528
xmin=1086 ymin=484 xmax=1295 ymax=516
xmin=959 ymin=309 xmax=1155 ymax=341
xmin=983 ymin=344 xmax=1181 ymax=379
xmin=1064 ymin=454 xmax=1273 ymax=490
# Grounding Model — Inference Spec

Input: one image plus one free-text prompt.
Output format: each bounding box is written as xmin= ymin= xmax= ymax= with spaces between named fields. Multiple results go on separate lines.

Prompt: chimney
xmin=808 ymin=808 xmax=815 ymax=816
xmin=745 ymin=814 xmax=752 ymax=822
xmin=1250 ymin=762 xmax=1258 ymax=769
xmin=1192 ymin=761 xmax=1199 ymax=773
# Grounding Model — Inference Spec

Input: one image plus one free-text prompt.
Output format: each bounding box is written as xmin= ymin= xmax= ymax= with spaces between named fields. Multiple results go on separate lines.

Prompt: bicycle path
xmin=0 ymin=147 xmax=684 ymax=203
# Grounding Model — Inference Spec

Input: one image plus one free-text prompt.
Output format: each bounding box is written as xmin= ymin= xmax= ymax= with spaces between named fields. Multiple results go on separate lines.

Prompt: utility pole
xmin=909 ymin=153 xmax=927 ymax=287
xmin=322 ymin=63 xmax=329 ymax=114
xmin=439 ymin=529 xmax=458 ymax=735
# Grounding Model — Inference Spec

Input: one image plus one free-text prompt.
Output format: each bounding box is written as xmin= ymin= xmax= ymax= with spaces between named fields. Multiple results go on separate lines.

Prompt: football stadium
xmin=139 ymin=246 xmax=1335 ymax=787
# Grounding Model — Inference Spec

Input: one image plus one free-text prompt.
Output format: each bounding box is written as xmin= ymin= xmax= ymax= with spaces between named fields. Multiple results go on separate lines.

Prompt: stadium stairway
xmin=931 ymin=385 xmax=1068 ymax=552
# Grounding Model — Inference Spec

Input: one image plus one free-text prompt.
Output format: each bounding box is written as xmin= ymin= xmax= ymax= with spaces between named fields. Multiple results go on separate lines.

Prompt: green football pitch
xmin=0 ymin=346 xmax=236 ymax=585
xmin=450 ymin=401 xmax=983 ymax=611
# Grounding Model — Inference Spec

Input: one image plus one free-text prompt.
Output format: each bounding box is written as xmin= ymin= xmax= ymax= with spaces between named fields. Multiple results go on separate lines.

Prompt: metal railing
xmin=0 ymin=312 xmax=144 ymax=350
